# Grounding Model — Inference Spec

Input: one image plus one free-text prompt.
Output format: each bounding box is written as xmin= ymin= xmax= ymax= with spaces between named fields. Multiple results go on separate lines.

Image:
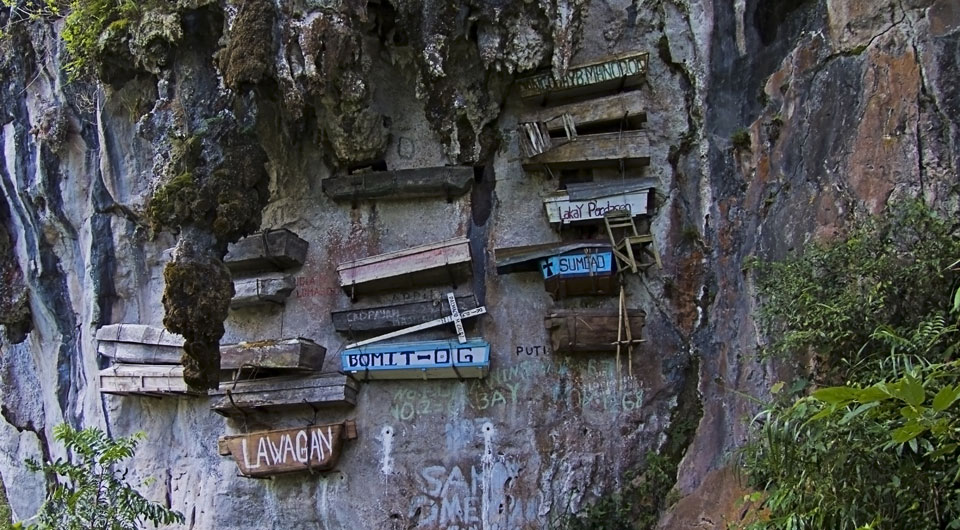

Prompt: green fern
xmin=21 ymin=424 xmax=183 ymax=530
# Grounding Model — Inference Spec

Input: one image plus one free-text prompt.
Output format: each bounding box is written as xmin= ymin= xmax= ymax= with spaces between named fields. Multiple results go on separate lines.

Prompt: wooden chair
xmin=603 ymin=209 xmax=661 ymax=275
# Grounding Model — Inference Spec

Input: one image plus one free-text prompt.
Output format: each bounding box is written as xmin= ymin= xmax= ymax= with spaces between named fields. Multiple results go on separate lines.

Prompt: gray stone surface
xmin=0 ymin=0 xmax=957 ymax=528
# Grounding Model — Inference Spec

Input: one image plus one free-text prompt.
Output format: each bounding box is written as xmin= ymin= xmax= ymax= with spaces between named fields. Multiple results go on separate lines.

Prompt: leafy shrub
xmin=740 ymin=201 xmax=960 ymax=530
xmin=22 ymin=424 xmax=183 ymax=529
xmin=750 ymin=200 xmax=960 ymax=376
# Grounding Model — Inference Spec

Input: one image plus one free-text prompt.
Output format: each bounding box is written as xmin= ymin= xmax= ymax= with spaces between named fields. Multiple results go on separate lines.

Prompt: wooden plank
xmin=341 ymin=338 xmax=490 ymax=380
xmin=98 ymin=365 xmax=200 ymax=396
xmin=543 ymin=188 xmax=650 ymax=225
xmin=336 ymin=237 xmax=472 ymax=295
xmin=522 ymin=130 xmax=650 ymax=170
xmin=210 ymin=373 xmax=357 ymax=416
xmin=323 ymin=166 xmax=474 ymax=201
xmin=224 ymin=229 xmax=309 ymax=274
xmin=518 ymin=92 xmax=647 ymax=132
xmin=517 ymin=52 xmax=649 ymax=100
xmin=331 ymin=295 xmax=480 ymax=332
xmin=220 ymin=338 xmax=325 ymax=371
xmin=495 ymin=241 xmax=611 ymax=274
xmin=218 ymin=420 xmax=356 ymax=477
xmin=231 ymin=275 xmax=296 ymax=309
xmin=545 ymin=310 xmax=646 ymax=354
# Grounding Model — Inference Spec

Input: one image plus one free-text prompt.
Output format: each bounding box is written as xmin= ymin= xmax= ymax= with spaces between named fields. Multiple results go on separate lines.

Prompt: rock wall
xmin=0 ymin=0 xmax=957 ymax=529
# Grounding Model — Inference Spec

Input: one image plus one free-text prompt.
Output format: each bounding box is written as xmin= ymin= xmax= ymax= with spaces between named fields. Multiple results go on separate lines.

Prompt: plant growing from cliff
xmin=750 ymin=200 xmax=960 ymax=378
xmin=731 ymin=128 xmax=752 ymax=152
xmin=740 ymin=201 xmax=960 ymax=529
xmin=22 ymin=424 xmax=183 ymax=530
xmin=60 ymin=0 xmax=139 ymax=80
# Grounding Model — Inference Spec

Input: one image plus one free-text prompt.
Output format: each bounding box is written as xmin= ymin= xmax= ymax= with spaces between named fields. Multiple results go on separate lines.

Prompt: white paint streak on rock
xmin=379 ymin=425 xmax=394 ymax=476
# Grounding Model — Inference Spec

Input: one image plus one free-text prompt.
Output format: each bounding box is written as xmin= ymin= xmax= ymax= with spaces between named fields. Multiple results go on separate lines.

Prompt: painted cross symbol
xmin=541 ymin=260 xmax=555 ymax=277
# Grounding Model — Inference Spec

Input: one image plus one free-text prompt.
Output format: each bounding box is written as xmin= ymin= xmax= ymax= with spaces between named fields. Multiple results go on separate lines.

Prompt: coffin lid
xmin=495 ymin=240 xmax=612 ymax=274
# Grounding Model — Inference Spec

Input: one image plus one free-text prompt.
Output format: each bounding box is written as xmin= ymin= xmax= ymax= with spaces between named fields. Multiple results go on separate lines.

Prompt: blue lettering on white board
xmin=539 ymin=251 xmax=613 ymax=279
xmin=341 ymin=339 xmax=490 ymax=373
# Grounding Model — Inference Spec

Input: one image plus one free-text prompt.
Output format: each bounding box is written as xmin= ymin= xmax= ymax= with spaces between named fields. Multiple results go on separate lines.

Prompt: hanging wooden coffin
xmin=522 ymin=131 xmax=650 ymax=170
xmin=218 ymin=420 xmax=357 ymax=478
xmin=323 ymin=166 xmax=474 ymax=201
xmin=543 ymin=178 xmax=656 ymax=225
xmin=220 ymin=338 xmax=325 ymax=371
xmin=518 ymin=92 xmax=646 ymax=137
xmin=517 ymin=51 xmax=649 ymax=102
xmin=224 ymin=229 xmax=309 ymax=274
xmin=341 ymin=338 xmax=490 ymax=380
xmin=96 ymin=324 xmax=183 ymax=364
xmin=99 ymin=365 xmax=200 ymax=396
xmin=336 ymin=237 xmax=472 ymax=296
xmin=231 ymin=275 xmax=296 ymax=309
xmin=331 ymin=295 xmax=480 ymax=333
xmin=545 ymin=309 xmax=646 ymax=354
xmin=210 ymin=373 xmax=358 ymax=417
xmin=541 ymin=248 xmax=617 ymax=298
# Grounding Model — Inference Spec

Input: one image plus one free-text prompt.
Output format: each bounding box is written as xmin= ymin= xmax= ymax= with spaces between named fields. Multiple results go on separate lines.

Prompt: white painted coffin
xmin=336 ymin=237 xmax=472 ymax=295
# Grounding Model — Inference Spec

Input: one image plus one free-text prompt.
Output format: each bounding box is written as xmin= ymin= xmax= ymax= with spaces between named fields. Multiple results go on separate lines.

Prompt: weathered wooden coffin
xmin=518 ymin=92 xmax=646 ymax=134
xmin=331 ymin=295 xmax=480 ymax=333
xmin=517 ymin=93 xmax=647 ymax=157
xmin=98 ymin=324 xmax=323 ymax=371
xmin=517 ymin=51 xmax=649 ymax=101
xmin=545 ymin=309 xmax=646 ymax=354
xmin=231 ymin=274 xmax=296 ymax=309
xmin=522 ymin=130 xmax=650 ymax=170
xmin=218 ymin=421 xmax=358 ymax=478
xmin=543 ymin=178 xmax=656 ymax=225
xmin=543 ymin=247 xmax=617 ymax=298
xmin=337 ymin=237 xmax=472 ymax=296
xmin=220 ymin=338 xmax=325 ymax=371
xmin=96 ymin=324 xmax=184 ymax=364
xmin=210 ymin=373 xmax=357 ymax=417
xmin=341 ymin=338 xmax=490 ymax=380
xmin=224 ymin=229 xmax=309 ymax=274
xmin=323 ymin=166 xmax=474 ymax=201
xmin=495 ymin=241 xmax=611 ymax=274
xmin=99 ymin=364 xmax=200 ymax=396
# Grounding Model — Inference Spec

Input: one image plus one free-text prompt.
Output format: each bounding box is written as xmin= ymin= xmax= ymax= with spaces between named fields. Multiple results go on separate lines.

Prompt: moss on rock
xmin=219 ymin=0 xmax=276 ymax=88
xmin=162 ymin=255 xmax=233 ymax=390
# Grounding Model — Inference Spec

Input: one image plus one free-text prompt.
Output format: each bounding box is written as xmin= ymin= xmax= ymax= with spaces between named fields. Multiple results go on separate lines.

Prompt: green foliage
xmin=740 ymin=201 xmax=960 ymax=530
xmin=61 ymin=0 xmax=139 ymax=80
xmin=751 ymin=200 xmax=960 ymax=375
xmin=731 ymin=128 xmax=752 ymax=151
xmin=741 ymin=356 xmax=960 ymax=530
xmin=22 ymin=424 xmax=183 ymax=530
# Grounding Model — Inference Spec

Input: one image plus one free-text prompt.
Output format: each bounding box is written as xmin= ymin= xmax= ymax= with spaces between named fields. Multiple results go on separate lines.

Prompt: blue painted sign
xmin=341 ymin=338 xmax=490 ymax=380
xmin=539 ymin=250 xmax=614 ymax=279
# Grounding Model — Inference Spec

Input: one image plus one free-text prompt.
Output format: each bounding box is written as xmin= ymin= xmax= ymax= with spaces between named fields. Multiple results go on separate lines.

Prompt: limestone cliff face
xmin=0 ymin=0 xmax=956 ymax=528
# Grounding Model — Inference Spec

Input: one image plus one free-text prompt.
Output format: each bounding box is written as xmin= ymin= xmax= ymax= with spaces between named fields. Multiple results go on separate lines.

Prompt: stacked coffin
xmin=332 ymin=237 xmax=491 ymax=380
xmin=224 ymin=229 xmax=308 ymax=309
xmin=96 ymin=324 xmax=354 ymax=412
xmin=494 ymin=241 xmax=617 ymax=298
